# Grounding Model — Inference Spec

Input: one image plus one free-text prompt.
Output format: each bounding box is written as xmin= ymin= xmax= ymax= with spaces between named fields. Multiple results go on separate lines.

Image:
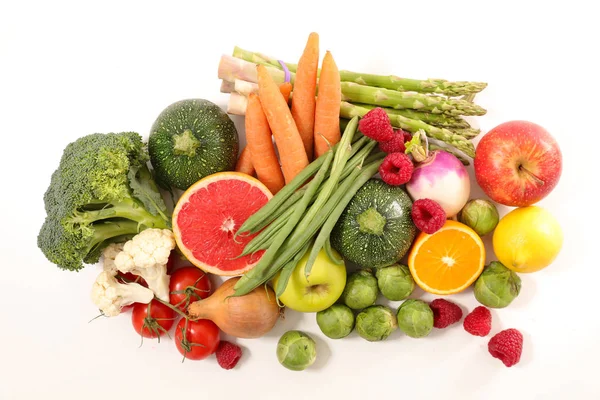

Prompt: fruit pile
xmin=37 ymin=32 xmax=563 ymax=371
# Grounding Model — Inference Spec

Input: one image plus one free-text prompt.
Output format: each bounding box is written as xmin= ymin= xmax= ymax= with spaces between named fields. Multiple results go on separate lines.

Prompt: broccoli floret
xmin=38 ymin=132 xmax=170 ymax=271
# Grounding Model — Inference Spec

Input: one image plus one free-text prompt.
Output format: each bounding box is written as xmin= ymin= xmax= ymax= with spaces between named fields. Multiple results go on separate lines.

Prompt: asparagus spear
xmin=357 ymin=103 xmax=471 ymax=129
xmin=220 ymin=80 xmax=234 ymax=93
xmin=429 ymin=144 xmax=470 ymax=165
xmin=340 ymin=102 xmax=474 ymax=158
xmin=218 ymin=55 xmax=291 ymax=85
xmin=452 ymin=127 xmax=481 ymax=139
xmin=341 ymin=71 xmax=487 ymax=97
xmin=340 ymin=82 xmax=486 ymax=116
xmin=227 ymin=93 xmax=248 ymax=115
xmin=233 ymin=47 xmax=487 ymax=96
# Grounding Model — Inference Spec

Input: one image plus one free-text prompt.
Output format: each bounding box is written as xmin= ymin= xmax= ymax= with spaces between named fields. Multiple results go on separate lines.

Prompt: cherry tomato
xmin=169 ymin=267 xmax=212 ymax=311
xmin=174 ymin=319 xmax=220 ymax=360
xmin=131 ymin=300 xmax=177 ymax=338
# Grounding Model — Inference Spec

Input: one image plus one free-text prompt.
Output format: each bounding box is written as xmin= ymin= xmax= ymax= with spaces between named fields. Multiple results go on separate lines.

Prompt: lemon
xmin=493 ymin=206 xmax=563 ymax=273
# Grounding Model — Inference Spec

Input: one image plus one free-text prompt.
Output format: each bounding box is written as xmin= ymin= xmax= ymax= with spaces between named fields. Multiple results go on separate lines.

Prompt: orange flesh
xmin=409 ymin=221 xmax=485 ymax=294
xmin=412 ymin=230 xmax=482 ymax=290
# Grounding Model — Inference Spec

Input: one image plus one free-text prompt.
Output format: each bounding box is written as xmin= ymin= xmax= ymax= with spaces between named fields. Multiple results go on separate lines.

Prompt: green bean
xmin=303 ymin=155 xmax=386 ymax=277
xmin=233 ymin=150 xmax=335 ymax=297
xmin=324 ymin=237 xmax=344 ymax=265
xmin=274 ymin=240 xmax=311 ymax=297
xmin=292 ymin=117 xmax=357 ymax=235
xmin=236 ymin=206 xmax=294 ymax=258
xmin=339 ymin=140 xmax=377 ymax=182
xmin=247 ymin=188 xmax=306 ymax=233
xmin=241 ymin=157 xmax=385 ymax=292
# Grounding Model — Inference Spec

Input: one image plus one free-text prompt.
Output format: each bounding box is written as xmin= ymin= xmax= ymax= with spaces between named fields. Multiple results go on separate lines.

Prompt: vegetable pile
xmin=38 ymin=32 xmax=564 ymax=371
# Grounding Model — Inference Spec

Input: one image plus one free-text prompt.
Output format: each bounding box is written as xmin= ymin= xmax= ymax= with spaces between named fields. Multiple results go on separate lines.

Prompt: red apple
xmin=474 ymin=121 xmax=562 ymax=207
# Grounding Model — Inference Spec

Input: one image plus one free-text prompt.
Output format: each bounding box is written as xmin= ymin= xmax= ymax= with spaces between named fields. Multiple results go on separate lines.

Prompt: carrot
xmin=256 ymin=64 xmax=309 ymax=184
xmin=313 ymin=51 xmax=341 ymax=157
xmin=235 ymin=147 xmax=255 ymax=176
xmin=245 ymin=93 xmax=285 ymax=194
xmin=279 ymin=82 xmax=292 ymax=104
xmin=291 ymin=32 xmax=319 ymax=161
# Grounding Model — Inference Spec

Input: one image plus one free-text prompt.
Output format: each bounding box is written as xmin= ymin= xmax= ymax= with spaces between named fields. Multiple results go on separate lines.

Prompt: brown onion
xmin=187 ymin=277 xmax=281 ymax=338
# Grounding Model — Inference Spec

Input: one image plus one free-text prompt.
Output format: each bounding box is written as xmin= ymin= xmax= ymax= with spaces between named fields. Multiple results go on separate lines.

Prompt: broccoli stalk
xmin=38 ymin=132 xmax=170 ymax=271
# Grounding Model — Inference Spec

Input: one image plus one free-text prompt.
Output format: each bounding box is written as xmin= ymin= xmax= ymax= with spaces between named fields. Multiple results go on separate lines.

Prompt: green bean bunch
xmin=232 ymin=117 xmax=384 ymax=297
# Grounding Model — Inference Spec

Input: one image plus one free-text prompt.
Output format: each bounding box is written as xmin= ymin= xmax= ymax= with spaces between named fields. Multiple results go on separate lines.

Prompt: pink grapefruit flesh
xmin=173 ymin=172 xmax=272 ymax=276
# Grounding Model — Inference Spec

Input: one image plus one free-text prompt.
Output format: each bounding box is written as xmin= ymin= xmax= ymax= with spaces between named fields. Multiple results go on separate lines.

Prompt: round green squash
xmin=331 ymin=179 xmax=416 ymax=268
xmin=148 ymin=99 xmax=239 ymax=190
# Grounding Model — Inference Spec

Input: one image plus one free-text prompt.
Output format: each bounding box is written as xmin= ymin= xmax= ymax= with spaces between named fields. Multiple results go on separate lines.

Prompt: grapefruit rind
xmin=408 ymin=220 xmax=485 ymax=295
xmin=172 ymin=171 xmax=273 ymax=276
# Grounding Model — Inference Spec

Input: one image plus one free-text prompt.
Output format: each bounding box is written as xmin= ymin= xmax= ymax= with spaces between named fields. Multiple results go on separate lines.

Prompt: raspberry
xmin=379 ymin=153 xmax=414 ymax=186
xmin=379 ymin=130 xmax=407 ymax=154
xmin=430 ymin=298 xmax=463 ymax=328
xmin=463 ymin=306 xmax=492 ymax=336
xmin=216 ymin=341 xmax=242 ymax=370
xmin=488 ymin=329 xmax=523 ymax=367
xmin=402 ymin=131 xmax=412 ymax=143
xmin=411 ymin=199 xmax=446 ymax=234
xmin=358 ymin=108 xmax=394 ymax=142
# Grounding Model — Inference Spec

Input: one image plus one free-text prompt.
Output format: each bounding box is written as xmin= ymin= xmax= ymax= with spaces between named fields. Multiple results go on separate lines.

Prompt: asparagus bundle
xmin=219 ymin=56 xmax=485 ymax=116
xmin=219 ymin=47 xmax=486 ymax=160
xmin=233 ymin=47 xmax=488 ymax=96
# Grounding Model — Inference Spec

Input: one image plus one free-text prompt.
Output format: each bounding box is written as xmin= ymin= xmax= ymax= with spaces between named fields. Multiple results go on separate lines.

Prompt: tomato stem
xmin=153 ymin=296 xmax=188 ymax=318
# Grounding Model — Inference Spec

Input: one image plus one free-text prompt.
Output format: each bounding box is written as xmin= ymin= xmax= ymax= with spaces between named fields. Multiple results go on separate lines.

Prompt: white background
xmin=1 ymin=1 xmax=598 ymax=399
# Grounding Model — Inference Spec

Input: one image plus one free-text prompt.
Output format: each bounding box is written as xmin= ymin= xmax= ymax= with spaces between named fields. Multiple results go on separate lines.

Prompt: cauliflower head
xmin=114 ymin=229 xmax=175 ymax=301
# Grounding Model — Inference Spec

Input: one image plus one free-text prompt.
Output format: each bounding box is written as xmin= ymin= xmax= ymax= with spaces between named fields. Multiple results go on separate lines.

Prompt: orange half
xmin=408 ymin=220 xmax=485 ymax=295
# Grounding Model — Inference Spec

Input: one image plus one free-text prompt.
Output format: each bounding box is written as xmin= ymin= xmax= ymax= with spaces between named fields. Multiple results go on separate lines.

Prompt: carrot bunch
xmin=234 ymin=32 xmax=342 ymax=194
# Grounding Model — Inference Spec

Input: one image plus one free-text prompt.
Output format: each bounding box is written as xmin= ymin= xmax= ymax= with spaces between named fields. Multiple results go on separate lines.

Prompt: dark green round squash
xmin=148 ymin=99 xmax=239 ymax=190
xmin=331 ymin=179 xmax=416 ymax=268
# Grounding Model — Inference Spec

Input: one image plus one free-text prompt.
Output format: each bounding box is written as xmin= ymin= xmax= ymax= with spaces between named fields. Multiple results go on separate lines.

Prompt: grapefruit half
xmin=172 ymin=171 xmax=272 ymax=276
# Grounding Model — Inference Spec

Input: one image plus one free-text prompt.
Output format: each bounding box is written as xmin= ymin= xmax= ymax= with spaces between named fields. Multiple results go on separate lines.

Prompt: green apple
xmin=274 ymin=248 xmax=346 ymax=313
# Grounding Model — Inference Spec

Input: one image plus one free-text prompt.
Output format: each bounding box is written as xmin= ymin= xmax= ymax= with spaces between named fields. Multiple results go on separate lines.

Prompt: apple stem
xmin=519 ymin=165 xmax=545 ymax=186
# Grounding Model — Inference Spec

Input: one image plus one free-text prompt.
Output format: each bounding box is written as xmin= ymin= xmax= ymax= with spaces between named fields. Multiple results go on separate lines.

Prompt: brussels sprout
xmin=458 ymin=199 xmax=499 ymax=236
xmin=316 ymin=304 xmax=355 ymax=339
xmin=375 ymin=264 xmax=415 ymax=301
xmin=474 ymin=261 xmax=522 ymax=308
xmin=341 ymin=269 xmax=378 ymax=310
xmin=355 ymin=305 xmax=397 ymax=341
xmin=396 ymin=299 xmax=434 ymax=338
xmin=276 ymin=330 xmax=317 ymax=371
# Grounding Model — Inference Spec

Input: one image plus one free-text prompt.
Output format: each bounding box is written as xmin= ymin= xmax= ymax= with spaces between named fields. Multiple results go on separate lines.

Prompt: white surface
xmin=1 ymin=1 xmax=598 ymax=399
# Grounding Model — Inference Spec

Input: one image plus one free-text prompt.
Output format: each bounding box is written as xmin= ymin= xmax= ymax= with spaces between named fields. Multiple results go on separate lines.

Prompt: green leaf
xmin=128 ymin=165 xmax=169 ymax=220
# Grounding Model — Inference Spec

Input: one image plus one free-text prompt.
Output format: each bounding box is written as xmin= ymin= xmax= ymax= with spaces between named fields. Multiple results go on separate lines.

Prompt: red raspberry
xmin=411 ymin=199 xmax=446 ymax=234
xmin=358 ymin=108 xmax=394 ymax=142
xmin=402 ymin=131 xmax=412 ymax=143
xmin=379 ymin=130 xmax=408 ymax=154
xmin=379 ymin=153 xmax=414 ymax=186
xmin=488 ymin=329 xmax=523 ymax=367
xmin=430 ymin=298 xmax=463 ymax=328
xmin=216 ymin=341 xmax=242 ymax=370
xmin=463 ymin=306 xmax=492 ymax=336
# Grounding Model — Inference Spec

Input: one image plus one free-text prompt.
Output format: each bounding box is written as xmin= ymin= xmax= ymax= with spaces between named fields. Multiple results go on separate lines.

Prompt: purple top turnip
xmin=406 ymin=150 xmax=470 ymax=218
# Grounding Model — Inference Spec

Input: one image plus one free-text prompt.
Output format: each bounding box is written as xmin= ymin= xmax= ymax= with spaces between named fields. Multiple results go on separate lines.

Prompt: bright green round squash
xmin=148 ymin=99 xmax=238 ymax=190
xmin=331 ymin=179 xmax=416 ymax=268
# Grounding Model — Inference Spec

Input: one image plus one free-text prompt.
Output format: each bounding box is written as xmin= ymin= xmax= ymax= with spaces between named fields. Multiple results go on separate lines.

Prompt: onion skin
xmin=406 ymin=150 xmax=470 ymax=218
xmin=187 ymin=277 xmax=281 ymax=338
